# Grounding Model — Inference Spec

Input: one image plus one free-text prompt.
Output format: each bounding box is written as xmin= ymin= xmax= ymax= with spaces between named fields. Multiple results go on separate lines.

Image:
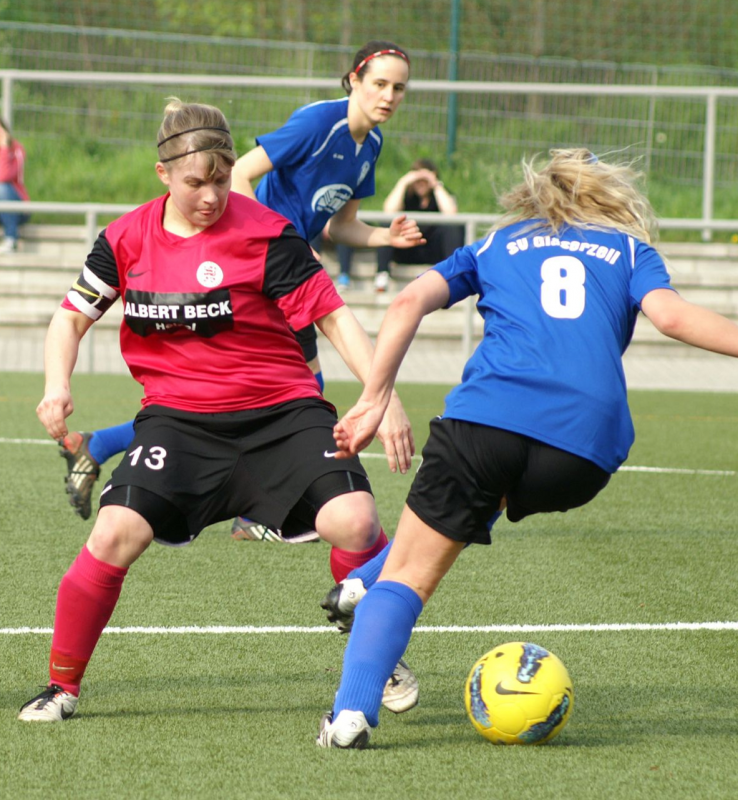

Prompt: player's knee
xmin=87 ymin=505 xmax=154 ymax=567
xmin=323 ymin=514 xmax=379 ymax=551
xmin=315 ymin=493 xmax=379 ymax=550
xmin=340 ymin=510 xmax=379 ymax=551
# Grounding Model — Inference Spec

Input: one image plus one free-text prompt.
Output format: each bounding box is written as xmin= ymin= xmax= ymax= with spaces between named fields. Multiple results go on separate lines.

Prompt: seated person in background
xmin=0 ymin=118 xmax=30 ymax=254
xmin=336 ymin=158 xmax=463 ymax=292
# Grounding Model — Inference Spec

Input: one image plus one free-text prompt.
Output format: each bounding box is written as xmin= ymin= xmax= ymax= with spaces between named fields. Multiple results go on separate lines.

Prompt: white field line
xmin=618 ymin=465 xmax=735 ymax=476
xmin=2 ymin=437 xmax=736 ymax=477
xmin=2 ymin=621 xmax=737 ymax=636
xmin=1 ymin=437 xmax=59 ymax=445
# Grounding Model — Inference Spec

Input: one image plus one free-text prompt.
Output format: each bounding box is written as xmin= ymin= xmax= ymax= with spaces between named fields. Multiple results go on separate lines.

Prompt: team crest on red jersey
xmin=196 ymin=261 xmax=224 ymax=288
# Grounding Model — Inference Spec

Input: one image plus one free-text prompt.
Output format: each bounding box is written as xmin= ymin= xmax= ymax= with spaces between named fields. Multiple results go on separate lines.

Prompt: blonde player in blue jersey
xmin=316 ymin=148 xmax=738 ymax=748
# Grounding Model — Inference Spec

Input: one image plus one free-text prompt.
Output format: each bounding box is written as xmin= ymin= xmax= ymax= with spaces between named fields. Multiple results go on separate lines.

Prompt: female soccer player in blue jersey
xmin=232 ymin=40 xmax=420 ymax=257
xmin=58 ymin=40 xmax=423 ymax=533
xmin=230 ymin=39 xmax=420 ymax=392
xmin=316 ymin=148 xmax=738 ymax=748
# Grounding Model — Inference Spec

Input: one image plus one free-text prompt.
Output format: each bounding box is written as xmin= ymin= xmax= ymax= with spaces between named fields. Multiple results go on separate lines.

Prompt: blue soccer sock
xmin=347 ymin=540 xmax=392 ymax=589
xmin=314 ymin=370 xmax=324 ymax=392
xmin=333 ymin=581 xmax=423 ymax=727
xmin=87 ymin=420 xmax=136 ymax=466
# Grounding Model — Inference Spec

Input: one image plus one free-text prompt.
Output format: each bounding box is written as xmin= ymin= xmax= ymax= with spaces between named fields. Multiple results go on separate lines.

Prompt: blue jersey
xmin=255 ymin=97 xmax=381 ymax=242
xmin=434 ymin=221 xmax=674 ymax=473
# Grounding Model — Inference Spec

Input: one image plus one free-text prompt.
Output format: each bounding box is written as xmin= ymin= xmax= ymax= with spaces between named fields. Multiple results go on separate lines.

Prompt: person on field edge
xmin=335 ymin=158 xmax=463 ymax=292
xmin=0 ymin=117 xmax=30 ymax=254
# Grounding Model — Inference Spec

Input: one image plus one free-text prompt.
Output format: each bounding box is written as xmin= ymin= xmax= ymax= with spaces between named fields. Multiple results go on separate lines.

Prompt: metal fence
xmin=3 ymin=69 xmax=738 ymax=229
xmin=4 ymin=11 xmax=738 ymax=191
xmin=7 ymin=18 xmax=738 ymax=82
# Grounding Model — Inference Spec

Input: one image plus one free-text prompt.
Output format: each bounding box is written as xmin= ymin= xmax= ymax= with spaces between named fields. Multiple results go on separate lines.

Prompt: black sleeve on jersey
xmin=261 ymin=224 xmax=323 ymax=300
xmin=85 ymin=229 xmax=120 ymax=289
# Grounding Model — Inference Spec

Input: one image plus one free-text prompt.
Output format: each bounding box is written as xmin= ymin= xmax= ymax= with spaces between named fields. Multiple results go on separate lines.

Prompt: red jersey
xmin=62 ymin=193 xmax=344 ymax=412
xmin=0 ymin=141 xmax=29 ymax=201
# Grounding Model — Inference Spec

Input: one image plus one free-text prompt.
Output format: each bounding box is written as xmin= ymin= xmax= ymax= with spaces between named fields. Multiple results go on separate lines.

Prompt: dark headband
xmin=157 ymin=126 xmax=231 ymax=148
xmin=159 ymin=145 xmax=232 ymax=164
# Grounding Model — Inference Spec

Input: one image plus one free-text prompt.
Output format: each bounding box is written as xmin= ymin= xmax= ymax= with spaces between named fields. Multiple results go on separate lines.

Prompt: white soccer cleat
xmin=18 ymin=685 xmax=78 ymax=722
xmin=382 ymin=657 xmax=419 ymax=713
xmin=316 ymin=709 xmax=371 ymax=749
xmin=230 ymin=516 xmax=319 ymax=543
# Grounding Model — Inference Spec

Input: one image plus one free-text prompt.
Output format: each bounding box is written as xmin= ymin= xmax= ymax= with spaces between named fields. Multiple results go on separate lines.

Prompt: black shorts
xmin=406 ymin=418 xmax=611 ymax=546
xmin=99 ymin=399 xmax=369 ymax=545
xmin=292 ymin=323 xmax=318 ymax=363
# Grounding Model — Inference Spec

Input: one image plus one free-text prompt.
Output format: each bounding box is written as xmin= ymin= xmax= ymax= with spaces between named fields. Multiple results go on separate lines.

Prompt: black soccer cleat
xmin=59 ymin=431 xmax=100 ymax=521
xmin=319 ymin=578 xmax=367 ymax=633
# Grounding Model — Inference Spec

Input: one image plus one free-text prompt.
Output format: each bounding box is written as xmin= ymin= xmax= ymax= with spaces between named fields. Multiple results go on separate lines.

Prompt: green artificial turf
xmin=0 ymin=374 xmax=736 ymax=799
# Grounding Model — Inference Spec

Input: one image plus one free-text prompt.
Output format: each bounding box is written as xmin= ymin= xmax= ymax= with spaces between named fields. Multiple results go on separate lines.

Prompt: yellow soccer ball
xmin=464 ymin=641 xmax=574 ymax=745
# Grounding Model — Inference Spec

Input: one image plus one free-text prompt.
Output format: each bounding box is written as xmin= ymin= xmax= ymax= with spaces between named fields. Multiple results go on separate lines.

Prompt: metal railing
xmin=4 ymin=202 xmax=736 ymax=239
xmin=3 ymin=199 xmax=738 ymax=366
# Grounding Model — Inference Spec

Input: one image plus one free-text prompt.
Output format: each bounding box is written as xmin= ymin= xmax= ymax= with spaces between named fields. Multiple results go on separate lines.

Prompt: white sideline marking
xmin=3 ymin=437 xmax=736 ymax=476
xmin=2 ymin=621 xmax=737 ymax=635
xmin=0 ymin=437 xmax=58 ymax=445
xmin=618 ymin=465 xmax=735 ymax=476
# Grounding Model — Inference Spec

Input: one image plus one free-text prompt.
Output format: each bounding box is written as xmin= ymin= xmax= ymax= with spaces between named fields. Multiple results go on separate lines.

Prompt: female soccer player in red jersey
xmin=58 ymin=40 xmax=423 ymax=538
xmin=20 ymin=97 xmax=415 ymax=722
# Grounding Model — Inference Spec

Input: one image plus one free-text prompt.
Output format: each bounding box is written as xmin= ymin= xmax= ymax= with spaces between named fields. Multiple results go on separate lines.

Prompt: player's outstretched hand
xmin=389 ymin=214 xmax=426 ymax=249
xmin=36 ymin=388 xmax=74 ymax=441
xmin=333 ymin=400 xmax=387 ymax=460
xmin=375 ymin=392 xmax=415 ymax=474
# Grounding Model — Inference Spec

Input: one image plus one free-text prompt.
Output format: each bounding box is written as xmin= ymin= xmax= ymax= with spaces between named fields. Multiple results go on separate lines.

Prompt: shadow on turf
xmin=9 ymin=675 xmax=324 ymax=722
xmin=396 ymin=684 xmax=738 ymax=749
xmin=10 ymin=681 xmax=736 ymax=747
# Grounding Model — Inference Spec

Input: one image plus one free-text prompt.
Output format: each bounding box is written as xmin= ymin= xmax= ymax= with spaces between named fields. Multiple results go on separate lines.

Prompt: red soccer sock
xmin=48 ymin=545 xmax=128 ymax=695
xmin=329 ymin=528 xmax=389 ymax=583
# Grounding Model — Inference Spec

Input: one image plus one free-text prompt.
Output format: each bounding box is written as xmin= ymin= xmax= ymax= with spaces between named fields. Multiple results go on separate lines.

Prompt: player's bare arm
xmin=641 ymin=288 xmax=738 ymax=356
xmin=231 ymin=145 xmax=274 ymax=200
xmin=334 ymin=270 xmax=450 ymax=456
xmin=316 ymin=304 xmax=414 ymax=472
xmin=37 ymin=307 xmax=94 ymax=440
xmin=327 ymin=199 xmax=425 ymax=250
